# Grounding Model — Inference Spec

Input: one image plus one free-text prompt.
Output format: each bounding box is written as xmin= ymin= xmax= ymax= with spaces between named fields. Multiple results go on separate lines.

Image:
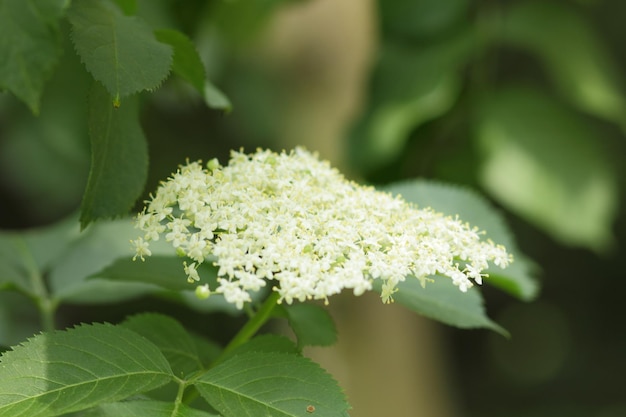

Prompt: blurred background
xmin=1 ymin=0 xmax=625 ymax=416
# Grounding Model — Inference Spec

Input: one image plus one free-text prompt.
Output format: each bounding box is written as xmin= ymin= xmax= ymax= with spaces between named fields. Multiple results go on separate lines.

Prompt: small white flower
xmin=184 ymin=261 xmax=200 ymax=283
xmin=131 ymin=237 xmax=151 ymax=261
xmin=133 ymin=148 xmax=513 ymax=309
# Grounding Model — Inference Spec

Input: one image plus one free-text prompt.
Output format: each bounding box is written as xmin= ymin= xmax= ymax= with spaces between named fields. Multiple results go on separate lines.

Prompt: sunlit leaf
xmin=349 ymin=33 xmax=472 ymax=171
xmin=0 ymin=0 xmax=68 ymax=113
xmin=502 ymin=0 xmax=626 ymax=129
xmin=0 ymin=323 xmax=173 ymax=417
xmin=474 ymin=87 xmax=618 ymax=252
xmin=68 ymin=0 xmax=172 ymax=99
xmin=48 ymin=219 xmax=160 ymax=304
xmin=195 ymin=351 xmax=350 ymax=417
xmin=385 ymin=179 xmax=539 ymax=300
xmin=0 ymin=216 xmax=80 ymax=295
xmin=79 ymin=81 xmax=148 ymax=228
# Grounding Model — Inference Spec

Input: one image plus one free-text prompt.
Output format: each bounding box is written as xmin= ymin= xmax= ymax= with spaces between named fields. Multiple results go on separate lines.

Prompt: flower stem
xmin=214 ymin=291 xmax=280 ymax=365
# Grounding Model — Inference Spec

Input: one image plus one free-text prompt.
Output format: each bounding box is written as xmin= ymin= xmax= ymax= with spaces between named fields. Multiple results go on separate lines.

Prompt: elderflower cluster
xmin=131 ymin=148 xmax=511 ymax=309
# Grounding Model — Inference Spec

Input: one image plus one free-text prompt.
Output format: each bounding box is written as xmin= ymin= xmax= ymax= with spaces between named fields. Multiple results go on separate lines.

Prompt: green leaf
xmin=111 ymin=0 xmax=137 ymax=16
xmin=0 ymin=323 xmax=173 ymax=417
xmin=211 ymin=0 xmax=290 ymax=45
xmin=374 ymin=277 xmax=507 ymax=336
xmin=90 ymin=255 xmax=219 ymax=292
xmin=385 ymin=179 xmax=539 ymax=300
xmin=380 ymin=0 xmax=469 ymax=40
xmin=218 ymin=335 xmax=298 ymax=365
xmin=195 ymin=351 xmax=350 ymax=417
xmin=349 ymin=33 xmax=472 ymax=170
xmin=474 ymin=87 xmax=618 ymax=252
xmin=153 ymin=28 xmax=232 ymax=112
xmin=79 ymin=81 xmax=148 ymax=228
xmin=0 ymin=0 xmax=68 ymax=113
xmin=68 ymin=0 xmax=172 ymax=100
xmin=502 ymin=1 xmax=626 ymax=129
xmin=0 ymin=292 xmax=40 ymax=348
xmin=88 ymin=400 xmax=218 ymax=417
xmin=278 ymin=303 xmax=337 ymax=348
xmin=122 ymin=313 xmax=204 ymax=377
xmin=154 ymin=29 xmax=205 ymax=92
xmin=0 ymin=215 xmax=80 ymax=295
xmin=203 ymin=81 xmax=232 ymax=112
xmin=47 ymin=219 xmax=161 ymax=304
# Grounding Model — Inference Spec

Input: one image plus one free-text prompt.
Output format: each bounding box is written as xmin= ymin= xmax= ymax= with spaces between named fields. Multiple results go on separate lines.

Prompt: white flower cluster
xmin=132 ymin=148 xmax=512 ymax=309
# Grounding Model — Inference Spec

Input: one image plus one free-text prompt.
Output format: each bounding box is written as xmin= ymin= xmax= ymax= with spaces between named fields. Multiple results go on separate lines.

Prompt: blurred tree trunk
xmin=262 ymin=1 xmax=461 ymax=416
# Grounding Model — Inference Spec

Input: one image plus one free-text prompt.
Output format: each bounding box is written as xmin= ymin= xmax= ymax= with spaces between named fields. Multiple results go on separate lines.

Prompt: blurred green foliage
xmin=0 ymin=0 xmax=624 ymax=416
xmin=350 ymin=0 xmax=622 ymax=253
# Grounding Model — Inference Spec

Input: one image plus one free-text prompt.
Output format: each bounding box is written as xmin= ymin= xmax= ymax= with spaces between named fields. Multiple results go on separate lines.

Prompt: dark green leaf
xmin=0 ymin=323 xmax=173 ymax=417
xmin=122 ymin=313 xmax=204 ymax=377
xmin=153 ymin=28 xmax=232 ymax=111
xmin=0 ymin=292 xmax=40 ymax=347
xmin=217 ymin=335 xmax=298 ymax=365
xmin=88 ymin=400 xmax=218 ymax=417
xmin=279 ymin=303 xmax=337 ymax=348
xmin=0 ymin=0 xmax=68 ymax=113
xmin=90 ymin=255 xmax=219 ymax=292
xmin=79 ymin=81 xmax=148 ymax=228
xmin=380 ymin=0 xmax=469 ymax=40
xmin=111 ymin=0 xmax=137 ymax=15
xmin=68 ymin=0 xmax=172 ymax=99
xmin=373 ymin=277 xmax=507 ymax=336
xmin=154 ymin=29 xmax=205 ymax=92
xmin=195 ymin=351 xmax=350 ymax=417
xmin=385 ymin=179 xmax=539 ymax=300
xmin=474 ymin=87 xmax=618 ymax=252
xmin=211 ymin=0 xmax=290 ymax=44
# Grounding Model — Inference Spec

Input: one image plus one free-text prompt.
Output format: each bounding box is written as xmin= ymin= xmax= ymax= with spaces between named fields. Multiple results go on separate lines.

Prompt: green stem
xmin=14 ymin=236 xmax=57 ymax=332
xmin=37 ymin=297 xmax=57 ymax=333
xmin=183 ymin=291 xmax=281 ymax=405
xmin=171 ymin=378 xmax=187 ymax=417
xmin=214 ymin=291 xmax=280 ymax=364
